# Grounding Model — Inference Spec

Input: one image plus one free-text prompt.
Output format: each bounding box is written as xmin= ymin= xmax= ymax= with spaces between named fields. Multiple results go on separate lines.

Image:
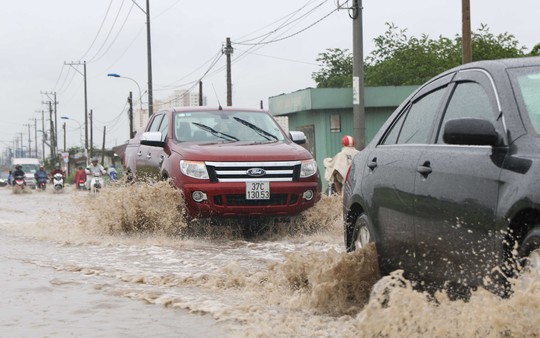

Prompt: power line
xmin=87 ymin=0 xmax=130 ymax=63
xmin=233 ymin=48 xmax=319 ymax=66
xmin=234 ymin=0 xmax=327 ymax=45
xmin=233 ymin=7 xmax=340 ymax=46
xmin=78 ymin=0 xmax=115 ymax=61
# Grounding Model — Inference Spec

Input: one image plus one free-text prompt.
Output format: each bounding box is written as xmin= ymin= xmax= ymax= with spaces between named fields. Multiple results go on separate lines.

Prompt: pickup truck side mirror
xmin=443 ymin=118 xmax=500 ymax=146
xmin=289 ymin=131 xmax=306 ymax=145
xmin=141 ymin=131 xmax=166 ymax=147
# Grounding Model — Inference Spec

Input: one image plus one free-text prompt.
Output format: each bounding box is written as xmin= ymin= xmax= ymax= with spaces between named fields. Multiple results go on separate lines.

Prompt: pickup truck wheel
xmin=346 ymin=213 xmax=373 ymax=252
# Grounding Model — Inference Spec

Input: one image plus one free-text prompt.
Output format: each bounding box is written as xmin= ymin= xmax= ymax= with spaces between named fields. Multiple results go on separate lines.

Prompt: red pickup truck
xmin=124 ymin=107 xmax=321 ymax=219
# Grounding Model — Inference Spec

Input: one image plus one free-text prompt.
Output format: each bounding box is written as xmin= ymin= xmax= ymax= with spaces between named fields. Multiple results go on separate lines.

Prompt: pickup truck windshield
xmin=174 ymin=110 xmax=286 ymax=143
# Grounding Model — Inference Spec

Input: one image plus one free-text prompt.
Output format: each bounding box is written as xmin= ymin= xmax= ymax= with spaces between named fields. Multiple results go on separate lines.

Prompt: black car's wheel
xmin=519 ymin=227 xmax=540 ymax=275
xmin=346 ymin=213 xmax=373 ymax=252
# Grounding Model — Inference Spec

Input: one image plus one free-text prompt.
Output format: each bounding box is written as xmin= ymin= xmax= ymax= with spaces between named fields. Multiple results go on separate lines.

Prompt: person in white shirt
xmin=85 ymin=157 xmax=106 ymax=190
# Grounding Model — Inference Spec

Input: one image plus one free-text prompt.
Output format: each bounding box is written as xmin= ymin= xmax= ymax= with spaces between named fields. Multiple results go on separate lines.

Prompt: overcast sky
xmin=0 ymin=0 xmax=538 ymax=153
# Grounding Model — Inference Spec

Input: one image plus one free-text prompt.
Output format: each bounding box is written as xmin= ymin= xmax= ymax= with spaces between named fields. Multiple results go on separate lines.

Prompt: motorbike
xmin=53 ymin=173 xmax=64 ymax=192
xmin=89 ymin=172 xmax=103 ymax=194
xmin=36 ymin=177 xmax=47 ymax=191
xmin=77 ymin=178 xmax=87 ymax=190
xmin=13 ymin=175 xmax=26 ymax=192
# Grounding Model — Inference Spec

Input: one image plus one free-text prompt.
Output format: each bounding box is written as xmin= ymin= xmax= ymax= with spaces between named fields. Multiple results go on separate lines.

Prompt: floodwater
xmin=0 ymin=182 xmax=539 ymax=337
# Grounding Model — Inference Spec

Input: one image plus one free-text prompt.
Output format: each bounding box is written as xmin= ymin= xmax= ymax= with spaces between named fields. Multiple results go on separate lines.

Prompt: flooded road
xmin=0 ymin=183 xmax=539 ymax=337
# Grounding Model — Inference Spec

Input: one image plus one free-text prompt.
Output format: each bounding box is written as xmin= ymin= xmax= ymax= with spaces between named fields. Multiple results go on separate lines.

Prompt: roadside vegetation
xmin=312 ymin=23 xmax=540 ymax=88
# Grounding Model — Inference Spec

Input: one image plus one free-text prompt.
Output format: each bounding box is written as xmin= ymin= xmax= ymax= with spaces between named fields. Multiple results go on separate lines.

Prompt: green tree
xmin=312 ymin=23 xmax=535 ymax=87
xmin=311 ymin=48 xmax=353 ymax=88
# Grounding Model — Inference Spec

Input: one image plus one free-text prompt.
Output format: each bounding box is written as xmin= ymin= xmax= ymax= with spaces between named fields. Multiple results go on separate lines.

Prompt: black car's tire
xmin=519 ymin=226 xmax=540 ymax=274
xmin=346 ymin=213 xmax=373 ymax=252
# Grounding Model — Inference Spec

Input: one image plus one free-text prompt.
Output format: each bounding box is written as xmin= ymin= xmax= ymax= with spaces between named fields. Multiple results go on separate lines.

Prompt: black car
xmin=343 ymin=56 xmax=540 ymax=293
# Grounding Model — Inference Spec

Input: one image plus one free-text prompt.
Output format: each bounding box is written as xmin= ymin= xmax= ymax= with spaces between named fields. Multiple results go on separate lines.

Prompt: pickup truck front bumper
xmin=181 ymin=181 xmax=321 ymax=218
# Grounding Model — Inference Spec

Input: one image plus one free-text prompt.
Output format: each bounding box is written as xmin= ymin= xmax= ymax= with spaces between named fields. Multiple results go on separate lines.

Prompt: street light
xmin=61 ymin=116 xmax=88 ymax=165
xmin=107 ymin=73 xmax=144 ymax=111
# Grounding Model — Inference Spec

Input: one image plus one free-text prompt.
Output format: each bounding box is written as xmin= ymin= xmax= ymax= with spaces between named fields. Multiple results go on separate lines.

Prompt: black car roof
xmin=443 ymin=56 xmax=540 ymax=75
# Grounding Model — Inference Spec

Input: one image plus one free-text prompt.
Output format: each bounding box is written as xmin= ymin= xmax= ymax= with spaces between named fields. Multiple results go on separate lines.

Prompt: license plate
xmin=246 ymin=181 xmax=270 ymax=200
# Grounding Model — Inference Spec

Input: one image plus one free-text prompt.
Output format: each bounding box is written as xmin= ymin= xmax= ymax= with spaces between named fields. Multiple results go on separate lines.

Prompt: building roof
xmin=268 ymin=86 xmax=418 ymax=115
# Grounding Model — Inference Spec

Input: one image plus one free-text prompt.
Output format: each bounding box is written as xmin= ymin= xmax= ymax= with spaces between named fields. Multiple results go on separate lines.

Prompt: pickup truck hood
xmin=171 ymin=141 xmax=313 ymax=162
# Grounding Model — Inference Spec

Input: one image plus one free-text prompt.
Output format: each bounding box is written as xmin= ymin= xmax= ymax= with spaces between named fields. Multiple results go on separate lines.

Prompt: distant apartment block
xmin=133 ymin=108 xmax=149 ymax=133
xmin=155 ymin=90 xmax=207 ymax=110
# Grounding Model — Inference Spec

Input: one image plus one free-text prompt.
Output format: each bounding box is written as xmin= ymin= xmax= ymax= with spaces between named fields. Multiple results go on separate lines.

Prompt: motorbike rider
xmin=73 ymin=166 xmax=87 ymax=190
xmin=34 ymin=164 xmax=48 ymax=188
xmin=323 ymin=135 xmax=360 ymax=195
xmin=108 ymin=164 xmax=118 ymax=183
xmin=50 ymin=163 xmax=65 ymax=184
xmin=85 ymin=157 xmax=106 ymax=190
xmin=12 ymin=165 xmax=25 ymax=186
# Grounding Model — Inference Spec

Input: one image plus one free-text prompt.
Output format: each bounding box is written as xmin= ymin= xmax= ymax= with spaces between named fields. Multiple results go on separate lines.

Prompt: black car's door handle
xmin=367 ymin=158 xmax=378 ymax=170
xmin=417 ymin=161 xmax=432 ymax=177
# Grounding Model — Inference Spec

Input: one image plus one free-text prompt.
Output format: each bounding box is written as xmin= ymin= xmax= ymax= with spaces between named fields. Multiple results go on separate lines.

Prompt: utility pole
xmin=24 ymin=123 xmax=32 ymax=158
xmin=63 ymin=122 xmax=66 ymax=152
xmin=351 ymin=0 xmax=366 ymax=150
xmin=49 ymin=101 xmax=55 ymax=160
xmin=101 ymin=126 xmax=106 ymax=165
xmin=13 ymin=137 xmax=18 ymax=157
xmin=128 ymin=92 xmax=134 ymax=138
xmin=19 ymin=133 xmax=24 ymax=157
xmin=41 ymin=110 xmax=45 ymax=162
xmin=462 ymin=0 xmax=472 ymax=64
xmin=54 ymin=92 xmax=58 ymax=150
xmin=34 ymin=118 xmax=38 ymax=158
xmin=65 ymin=61 xmax=88 ymax=150
xmin=89 ymin=109 xmax=93 ymax=157
xmin=223 ymin=37 xmax=233 ymax=106
xmin=130 ymin=0 xmax=153 ymax=116
xmin=146 ymin=0 xmax=154 ymax=117
xmin=199 ymin=81 xmax=203 ymax=106
xmin=42 ymin=91 xmax=59 ymax=155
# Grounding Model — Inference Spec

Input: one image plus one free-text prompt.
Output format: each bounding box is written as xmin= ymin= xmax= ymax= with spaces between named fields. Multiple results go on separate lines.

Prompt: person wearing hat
xmin=11 ymin=165 xmax=25 ymax=187
xmin=34 ymin=164 xmax=48 ymax=189
xmin=323 ymin=135 xmax=360 ymax=195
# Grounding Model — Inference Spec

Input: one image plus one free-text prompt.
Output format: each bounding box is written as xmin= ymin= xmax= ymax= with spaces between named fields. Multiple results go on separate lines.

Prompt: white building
xmin=155 ymin=90 xmax=207 ymax=110
xmin=133 ymin=90 xmax=207 ymax=133
xmin=133 ymin=108 xmax=149 ymax=133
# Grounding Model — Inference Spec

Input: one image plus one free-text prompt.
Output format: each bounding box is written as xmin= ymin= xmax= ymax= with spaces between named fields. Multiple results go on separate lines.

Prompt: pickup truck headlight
xmin=180 ymin=160 xmax=209 ymax=179
xmin=300 ymin=159 xmax=318 ymax=178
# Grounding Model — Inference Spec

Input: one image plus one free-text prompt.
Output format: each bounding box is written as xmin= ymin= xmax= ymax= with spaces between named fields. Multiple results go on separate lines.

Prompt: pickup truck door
xmin=136 ymin=114 xmax=167 ymax=178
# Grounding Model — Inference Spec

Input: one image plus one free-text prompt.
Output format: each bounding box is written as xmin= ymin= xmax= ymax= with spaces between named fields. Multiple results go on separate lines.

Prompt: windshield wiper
xmin=233 ymin=117 xmax=278 ymax=142
xmin=192 ymin=122 xmax=239 ymax=141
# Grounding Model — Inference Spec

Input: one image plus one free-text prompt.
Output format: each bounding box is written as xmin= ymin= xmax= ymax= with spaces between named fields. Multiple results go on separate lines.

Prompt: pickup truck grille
xmin=205 ymin=161 xmax=301 ymax=183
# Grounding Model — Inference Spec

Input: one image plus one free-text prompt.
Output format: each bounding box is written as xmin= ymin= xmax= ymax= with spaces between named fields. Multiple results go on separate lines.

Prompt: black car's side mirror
xmin=443 ymin=118 xmax=500 ymax=146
